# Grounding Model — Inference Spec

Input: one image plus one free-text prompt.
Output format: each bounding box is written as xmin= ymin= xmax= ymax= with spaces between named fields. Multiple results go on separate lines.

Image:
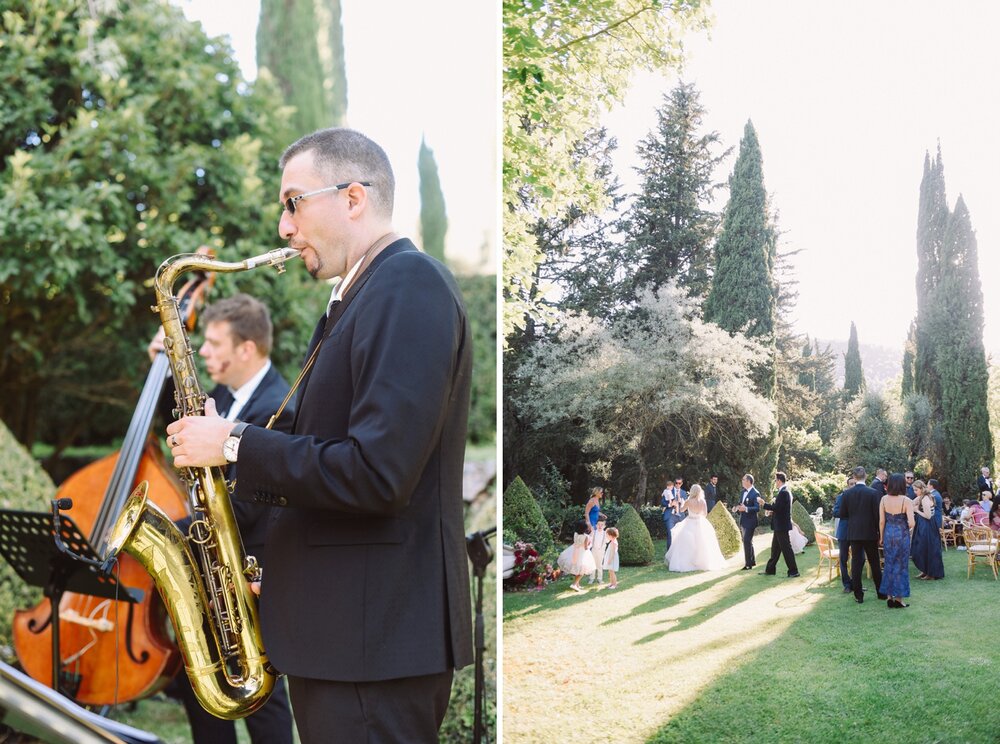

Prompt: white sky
xmin=603 ymin=0 xmax=1000 ymax=355
xmin=177 ymin=0 xmax=497 ymax=274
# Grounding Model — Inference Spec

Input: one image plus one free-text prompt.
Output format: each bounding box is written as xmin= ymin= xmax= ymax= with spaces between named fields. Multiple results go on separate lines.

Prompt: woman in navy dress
xmin=910 ymin=480 xmax=944 ymax=580
xmin=879 ymin=473 xmax=916 ymax=608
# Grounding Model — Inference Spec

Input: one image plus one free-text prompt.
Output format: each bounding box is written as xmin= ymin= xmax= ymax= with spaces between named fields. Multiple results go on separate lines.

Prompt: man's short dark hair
xmin=202 ymin=293 xmax=273 ymax=356
xmin=743 ymin=473 xmax=754 ymax=485
xmin=928 ymin=479 xmax=939 ymax=489
xmin=853 ymin=466 xmax=867 ymax=480
xmin=279 ymin=128 xmax=395 ymax=219
xmin=775 ymin=471 xmax=787 ymax=484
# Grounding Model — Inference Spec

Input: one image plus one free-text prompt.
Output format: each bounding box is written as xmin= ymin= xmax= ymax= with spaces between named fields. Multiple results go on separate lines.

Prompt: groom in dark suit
xmin=166 ymin=128 xmax=473 ymax=742
xmin=734 ymin=474 xmax=761 ymax=570
xmin=839 ymin=466 xmax=887 ymax=604
xmin=762 ymin=472 xmax=799 ymax=577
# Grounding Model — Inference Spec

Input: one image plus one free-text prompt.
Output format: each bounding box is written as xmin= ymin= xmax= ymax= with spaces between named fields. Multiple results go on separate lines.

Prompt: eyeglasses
xmin=282 ymin=181 xmax=371 ymax=215
xmin=905 ymin=476 xmax=914 ymax=480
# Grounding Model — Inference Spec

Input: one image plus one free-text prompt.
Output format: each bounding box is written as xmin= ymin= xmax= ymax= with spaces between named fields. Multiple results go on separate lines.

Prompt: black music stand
xmin=466 ymin=526 xmax=496 ymax=743
xmin=0 ymin=508 xmax=141 ymax=699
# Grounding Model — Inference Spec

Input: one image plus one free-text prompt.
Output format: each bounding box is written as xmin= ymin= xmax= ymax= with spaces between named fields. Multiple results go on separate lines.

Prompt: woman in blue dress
xmin=910 ymin=480 xmax=945 ymax=580
xmin=879 ymin=473 xmax=916 ymax=608
xmin=584 ymin=486 xmax=604 ymax=531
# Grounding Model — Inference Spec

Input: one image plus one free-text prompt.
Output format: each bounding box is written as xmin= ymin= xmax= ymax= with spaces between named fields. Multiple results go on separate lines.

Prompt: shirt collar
xmin=226 ymin=360 xmax=271 ymax=414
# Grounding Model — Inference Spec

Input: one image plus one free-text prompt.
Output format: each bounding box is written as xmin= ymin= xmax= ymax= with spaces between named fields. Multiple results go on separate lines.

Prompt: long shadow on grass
xmin=644 ymin=548 xmax=994 ymax=743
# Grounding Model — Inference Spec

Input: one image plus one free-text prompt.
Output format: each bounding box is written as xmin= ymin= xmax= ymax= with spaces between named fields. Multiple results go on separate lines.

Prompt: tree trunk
xmin=634 ymin=453 xmax=648 ymax=508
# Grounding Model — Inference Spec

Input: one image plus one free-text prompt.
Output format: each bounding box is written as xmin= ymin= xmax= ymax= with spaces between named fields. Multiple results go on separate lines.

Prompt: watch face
xmin=223 ymin=436 xmax=238 ymax=462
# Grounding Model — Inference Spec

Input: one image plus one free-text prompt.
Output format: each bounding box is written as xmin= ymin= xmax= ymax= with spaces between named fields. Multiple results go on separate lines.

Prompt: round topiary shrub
xmin=616 ymin=504 xmax=654 ymax=565
xmin=706 ymin=501 xmax=742 ymax=558
xmin=503 ymin=476 xmax=554 ymax=558
xmin=791 ymin=499 xmax=816 ymax=545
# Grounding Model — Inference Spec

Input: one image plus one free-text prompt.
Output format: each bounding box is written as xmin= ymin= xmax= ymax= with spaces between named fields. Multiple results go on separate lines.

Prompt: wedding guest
xmin=661 ymin=477 xmax=687 ymax=550
xmin=761 ymin=472 xmax=800 ymax=578
xmin=989 ymin=501 xmax=1000 ymax=533
xmin=841 ymin=466 xmax=885 ymax=604
xmin=910 ymin=480 xmax=944 ymax=580
xmin=603 ymin=527 xmax=620 ymax=589
xmin=558 ymin=520 xmax=597 ymax=593
xmin=870 ymin=468 xmax=888 ymax=496
xmin=833 ymin=476 xmax=856 ymax=593
xmin=927 ymin=479 xmax=944 ymax=529
xmin=904 ymin=471 xmax=916 ymax=499
xmin=704 ymin=474 xmax=720 ymax=513
xmin=589 ymin=514 xmax=608 ymax=585
xmin=733 ymin=474 xmax=761 ymax=570
xmin=959 ymin=499 xmax=974 ymax=521
xmin=879 ymin=473 xmax=915 ymax=608
xmin=585 ymin=487 xmax=605 ymax=532
xmin=970 ymin=499 xmax=989 ymax=526
xmin=979 ymin=467 xmax=995 ymax=498
xmin=941 ymin=494 xmax=956 ymax=518
xmin=979 ymin=490 xmax=993 ymax=515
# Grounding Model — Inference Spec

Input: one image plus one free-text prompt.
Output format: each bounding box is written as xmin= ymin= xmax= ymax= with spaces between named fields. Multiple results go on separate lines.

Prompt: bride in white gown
xmin=665 ymin=484 xmax=727 ymax=572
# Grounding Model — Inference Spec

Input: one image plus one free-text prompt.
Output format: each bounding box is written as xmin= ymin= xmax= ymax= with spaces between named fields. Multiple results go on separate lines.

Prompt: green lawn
xmin=503 ymin=529 xmax=996 ymax=743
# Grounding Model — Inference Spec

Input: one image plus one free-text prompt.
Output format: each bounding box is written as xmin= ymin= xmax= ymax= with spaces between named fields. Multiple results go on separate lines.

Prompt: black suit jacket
xmin=232 ymin=239 xmax=474 ymax=683
xmin=870 ymin=477 xmax=886 ymax=497
xmin=978 ymin=475 xmax=995 ymax=496
xmin=738 ymin=487 xmax=760 ymax=528
xmin=839 ymin=483 xmax=881 ymax=541
xmin=764 ymin=486 xmax=793 ymax=531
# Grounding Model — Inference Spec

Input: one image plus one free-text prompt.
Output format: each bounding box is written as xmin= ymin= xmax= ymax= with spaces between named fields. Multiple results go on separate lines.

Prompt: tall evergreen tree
xmin=257 ymin=0 xmax=330 ymax=135
xmin=418 ymin=137 xmax=448 ymax=263
xmin=314 ymin=0 xmax=348 ymax=126
xmin=913 ymin=148 xmax=948 ymax=410
xmin=621 ymin=83 xmax=729 ymax=300
xmin=935 ymin=196 xmax=994 ymax=495
xmin=704 ymin=120 xmax=778 ymax=490
xmin=901 ymin=319 xmax=916 ymax=400
xmin=843 ymin=321 xmax=866 ymax=402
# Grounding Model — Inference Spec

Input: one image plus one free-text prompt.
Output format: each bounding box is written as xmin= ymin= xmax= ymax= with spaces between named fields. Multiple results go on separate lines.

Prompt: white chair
xmin=502 ymin=545 xmax=516 ymax=580
xmin=811 ymin=507 xmax=824 ymax=528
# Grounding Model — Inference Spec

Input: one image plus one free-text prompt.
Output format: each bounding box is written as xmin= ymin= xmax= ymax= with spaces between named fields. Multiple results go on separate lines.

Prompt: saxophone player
xmin=166 ymin=128 xmax=473 ymax=743
xmin=150 ymin=294 xmax=295 ymax=744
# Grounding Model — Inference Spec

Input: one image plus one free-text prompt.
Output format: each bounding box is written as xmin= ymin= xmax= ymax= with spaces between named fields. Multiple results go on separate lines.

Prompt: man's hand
xmin=166 ymin=398 xmax=231 ymax=468
xmin=147 ymin=328 xmax=166 ymax=362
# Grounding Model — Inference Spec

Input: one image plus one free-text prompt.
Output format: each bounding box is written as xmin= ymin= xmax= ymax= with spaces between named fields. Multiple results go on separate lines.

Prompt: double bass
xmin=12 ymin=262 xmax=216 ymax=704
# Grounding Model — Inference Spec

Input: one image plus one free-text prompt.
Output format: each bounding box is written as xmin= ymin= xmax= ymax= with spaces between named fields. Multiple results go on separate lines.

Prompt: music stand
xmin=466 ymin=526 xmax=496 ymax=743
xmin=0 ymin=508 xmax=141 ymax=699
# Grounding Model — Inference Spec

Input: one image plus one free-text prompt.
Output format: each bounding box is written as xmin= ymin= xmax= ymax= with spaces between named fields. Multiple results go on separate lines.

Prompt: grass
xmin=503 ymin=528 xmax=997 ymax=743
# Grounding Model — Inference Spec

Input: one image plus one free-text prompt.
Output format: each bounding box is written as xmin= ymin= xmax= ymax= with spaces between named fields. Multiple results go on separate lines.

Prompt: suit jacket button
xmin=277 ymin=497 xmax=287 ymax=506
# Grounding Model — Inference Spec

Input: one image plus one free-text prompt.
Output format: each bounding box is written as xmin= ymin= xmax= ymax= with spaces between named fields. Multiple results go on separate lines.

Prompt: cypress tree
xmin=622 ymin=83 xmax=729 ymax=299
xmin=843 ymin=321 xmax=866 ymax=402
xmin=257 ymin=0 xmax=330 ymax=135
xmin=418 ymin=137 xmax=448 ymax=263
xmin=913 ymin=148 xmax=948 ymax=411
xmin=705 ymin=120 xmax=778 ymax=491
xmin=901 ymin=319 xmax=916 ymax=400
xmin=315 ymin=0 xmax=348 ymax=126
xmin=935 ymin=196 xmax=994 ymax=495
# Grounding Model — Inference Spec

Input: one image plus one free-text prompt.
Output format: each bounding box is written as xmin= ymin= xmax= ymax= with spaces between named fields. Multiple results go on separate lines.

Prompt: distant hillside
xmin=816 ymin=339 xmax=903 ymax=393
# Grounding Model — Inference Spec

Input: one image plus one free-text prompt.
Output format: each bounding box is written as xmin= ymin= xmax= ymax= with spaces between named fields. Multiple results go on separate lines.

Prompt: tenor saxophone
xmin=102 ymin=247 xmax=299 ymax=719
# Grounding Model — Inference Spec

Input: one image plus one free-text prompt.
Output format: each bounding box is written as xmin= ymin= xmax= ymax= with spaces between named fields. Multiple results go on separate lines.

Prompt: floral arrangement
xmin=503 ymin=541 xmax=561 ymax=590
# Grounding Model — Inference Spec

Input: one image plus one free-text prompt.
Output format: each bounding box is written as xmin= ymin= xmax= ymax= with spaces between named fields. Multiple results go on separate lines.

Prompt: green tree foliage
xmin=843 ymin=321 xmax=866 ymax=402
xmin=516 ymin=286 xmax=775 ymax=505
xmin=457 ymin=274 xmax=496 ymax=445
xmin=615 ymin=504 xmax=654 ymax=565
xmin=621 ymin=82 xmax=729 ymax=300
xmin=704 ymin=120 xmax=778 ymax=492
xmin=0 ymin=419 xmax=54 ymax=647
xmin=502 ymin=0 xmax=709 ymax=342
xmin=790 ymin=499 xmax=815 ymax=545
xmin=706 ymin=504 xmax=741 ymax=558
xmin=257 ymin=0 xmax=330 ymax=136
xmin=834 ymin=391 xmax=907 ymax=472
xmin=913 ymin=149 xmax=948 ymax=412
xmin=901 ymin=319 xmax=916 ymax=399
xmin=418 ymin=137 xmax=448 ymax=263
xmin=901 ymin=392 xmax=935 ymax=469
xmin=314 ymin=0 xmax=348 ymax=127
xmin=502 ymin=476 xmax=555 ymax=557
xmin=0 ymin=0 xmax=318 ymax=450
xmin=934 ymin=197 xmax=993 ymax=496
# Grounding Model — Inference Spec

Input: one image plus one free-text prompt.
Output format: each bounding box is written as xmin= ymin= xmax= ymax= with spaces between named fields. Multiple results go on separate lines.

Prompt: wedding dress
xmin=665 ymin=498 xmax=726 ymax=572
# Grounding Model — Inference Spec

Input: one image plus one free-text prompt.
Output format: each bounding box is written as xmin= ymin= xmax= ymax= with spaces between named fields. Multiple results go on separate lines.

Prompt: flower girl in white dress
xmin=558 ymin=520 xmax=597 ymax=592
xmin=664 ymin=484 xmax=726 ymax=572
xmin=588 ymin=514 xmax=608 ymax=584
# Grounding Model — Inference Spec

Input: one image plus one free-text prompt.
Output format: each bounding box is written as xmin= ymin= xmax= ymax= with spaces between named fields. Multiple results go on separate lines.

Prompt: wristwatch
xmin=222 ymin=422 xmax=250 ymax=463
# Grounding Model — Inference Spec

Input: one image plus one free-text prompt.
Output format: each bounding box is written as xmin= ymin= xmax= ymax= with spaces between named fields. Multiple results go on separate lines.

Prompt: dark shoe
xmin=787 ymin=572 xmax=800 ymax=578
xmin=842 ymin=587 xmax=852 ymax=593
xmin=855 ymin=596 xmax=864 ymax=604
xmin=742 ymin=566 xmax=753 ymax=571
xmin=886 ymin=599 xmax=893 ymax=608
xmin=877 ymin=593 xmax=888 ymax=600
xmin=896 ymin=601 xmax=909 ymax=608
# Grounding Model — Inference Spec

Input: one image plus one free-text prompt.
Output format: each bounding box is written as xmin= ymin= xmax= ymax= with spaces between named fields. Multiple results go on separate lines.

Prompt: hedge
xmin=617 ymin=505 xmax=654 ymax=565
xmin=503 ymin=476 xmax=555 ymax=559
xmin=0 ymin=420 xmax=55 ymax=651
xmin=791 ymin=499 xmax=816 ymax=545
xmin=707 ymin=502 xmax=743 ymax=558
